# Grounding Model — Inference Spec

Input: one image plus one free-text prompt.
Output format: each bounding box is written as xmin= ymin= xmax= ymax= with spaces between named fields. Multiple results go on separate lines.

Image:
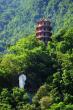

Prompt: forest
xmin=0 ymin=0 xmax=73 ymax=110
xmin=0 ymin=0 xmax=73 ymax=51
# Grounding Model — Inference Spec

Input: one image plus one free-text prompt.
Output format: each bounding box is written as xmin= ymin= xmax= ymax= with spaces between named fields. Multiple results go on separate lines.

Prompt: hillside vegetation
xmin=0 ymin=0 xmax=73 ymax=52
xmin=0 ymin=0 xmax=73 ymax=109
xmin=0 ymin=25 xmax=73 ymax=109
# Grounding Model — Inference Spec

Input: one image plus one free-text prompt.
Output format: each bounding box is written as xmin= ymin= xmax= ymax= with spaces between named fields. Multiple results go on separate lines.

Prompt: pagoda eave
xmin=36 ymin=31 xmax=52 ymax=34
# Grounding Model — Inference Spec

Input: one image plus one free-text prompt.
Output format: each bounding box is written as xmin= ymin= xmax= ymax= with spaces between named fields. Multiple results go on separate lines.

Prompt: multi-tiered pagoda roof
xmin=36 ymin=19 xmax=52 ymax=45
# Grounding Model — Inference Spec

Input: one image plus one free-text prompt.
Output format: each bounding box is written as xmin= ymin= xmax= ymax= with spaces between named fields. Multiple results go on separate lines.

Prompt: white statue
xmin=19 ymin=74 xmax=26 ymax=88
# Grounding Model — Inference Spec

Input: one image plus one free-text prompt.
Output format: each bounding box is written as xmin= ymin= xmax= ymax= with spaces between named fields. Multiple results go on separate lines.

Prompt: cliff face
xmin=0 ymin=0 xmax=73 ymax=52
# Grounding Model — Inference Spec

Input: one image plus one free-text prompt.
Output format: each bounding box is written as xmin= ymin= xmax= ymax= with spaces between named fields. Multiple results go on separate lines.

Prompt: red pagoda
xmin=36 ymin=19 xmax=52 ymax=45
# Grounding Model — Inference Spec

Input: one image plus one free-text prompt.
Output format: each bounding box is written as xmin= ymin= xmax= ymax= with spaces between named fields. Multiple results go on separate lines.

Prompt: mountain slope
xmin=0 ymin=0 xmax=73 ymax=52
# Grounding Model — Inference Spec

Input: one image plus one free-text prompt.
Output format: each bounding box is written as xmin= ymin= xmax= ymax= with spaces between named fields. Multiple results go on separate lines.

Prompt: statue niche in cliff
xmin=19 ymin=74 xmax=27 ymax=89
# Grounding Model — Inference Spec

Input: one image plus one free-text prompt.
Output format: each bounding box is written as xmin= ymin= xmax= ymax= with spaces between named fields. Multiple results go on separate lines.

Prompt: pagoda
xmin=36 ymin=19 xmax=52 ymax=45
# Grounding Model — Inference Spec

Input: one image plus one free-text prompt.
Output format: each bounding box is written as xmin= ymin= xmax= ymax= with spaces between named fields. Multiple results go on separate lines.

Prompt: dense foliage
xmin=0 ymin=25 xmax=73 ymax=109
xmin=0 ymin=0 xmax=73 ymax=109
xmin=0 ymin=0 xmax=73 ymax=52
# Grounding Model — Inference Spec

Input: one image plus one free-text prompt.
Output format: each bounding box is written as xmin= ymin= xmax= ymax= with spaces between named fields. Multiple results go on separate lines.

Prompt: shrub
xmin=0 ymin=103 xmax=11 ymax=110
xmin=40 ymin=96 xmax=53 ymax=110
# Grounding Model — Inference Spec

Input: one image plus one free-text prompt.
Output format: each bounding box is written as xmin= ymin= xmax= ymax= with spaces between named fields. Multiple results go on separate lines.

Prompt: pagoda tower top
xmin=36 ymin=19 xmax=52 ymax=45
